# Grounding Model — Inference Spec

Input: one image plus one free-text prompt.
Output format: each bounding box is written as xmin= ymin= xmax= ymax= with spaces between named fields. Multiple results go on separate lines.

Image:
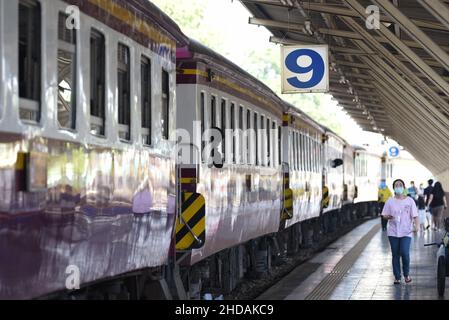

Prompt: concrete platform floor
xmin=258 ymin=219 xmax=449 ymax=300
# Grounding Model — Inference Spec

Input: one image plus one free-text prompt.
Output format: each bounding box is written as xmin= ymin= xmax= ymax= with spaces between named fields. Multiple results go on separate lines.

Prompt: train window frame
xmin=220 ymin=98 xmax=227 ymax=164
xmin=293 ymin=131 xmax=297 ymax=171
xmin=117 ymin=42 xmax=131 ymax=142
xmin=161 ymin=68 xmax=170 ymax=140
xmin=210 ymin=95 xmax=217 ymax=161
xmin=200 ymin=91 xmax=206 ymax=162
xmin=278 ymin=125 xmax=282 ymax=166
xmin=254 ymin=112 xmax=259 ymax=166
xmin=247 ymin=109 xmax=251 ymax=165
xmin=272 ymin=121 xmax=276 ymax=167
xmin=18 ymin=0 xmax=42 ymax=124
xmin=266 ymin=117 xmax=271 ymax=167
xmin=306 ymin=135 xmax=310 ymax=172
xmin=141 ymin=55 xmax=152 ymax=146
xmin=210 ymin=95 xmax=217 ymax=128
xmin=230 ymin=103 xmax=235 ymax=164
xmin=239 ymin=105 xmax=244 ymax=164
xmin=261 ymin=115 xmax=265 ymax=167
xmin=57 ymin=11 xmax=77 ymax=131
xmin=299 ymin=133 xmax=304 ymax=171
xmin=90 ymin=28 xmax=106 ymax=137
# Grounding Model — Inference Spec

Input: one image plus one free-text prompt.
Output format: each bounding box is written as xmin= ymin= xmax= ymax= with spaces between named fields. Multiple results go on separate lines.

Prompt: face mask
xmin=394 ymin=187 xmax=404 ymax=195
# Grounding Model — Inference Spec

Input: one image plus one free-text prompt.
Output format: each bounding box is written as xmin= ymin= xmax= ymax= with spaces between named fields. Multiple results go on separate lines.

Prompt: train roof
xmin=179 ymin=39 xmax=285 ymax=110
xmin=179 ymin=38 xmax=352 ymax=145
xmin=132 ymin=0 xmax=189 ymax=46
xmin=284 ymin=103 xmax=325 ymax=133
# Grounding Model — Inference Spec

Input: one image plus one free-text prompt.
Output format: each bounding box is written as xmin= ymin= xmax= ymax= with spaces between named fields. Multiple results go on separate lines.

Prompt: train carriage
xmin=0 ymin=0 xmax=384 ymax=300
xmin=176 ymin=39 xmax=284 ymax=266
xmin=282 ymin=107 xmax=324 ymax=227
xmin=354 ymin=147 xmax=382 ymax=217
xmin=0 ymin=0 xmax=187 ymax=299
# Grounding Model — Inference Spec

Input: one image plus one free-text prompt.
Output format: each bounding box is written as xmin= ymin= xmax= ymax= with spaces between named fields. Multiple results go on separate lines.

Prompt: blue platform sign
xmin=389 ymin=146 xmax=400 ymax=158
xmin=281 ymin=45 xmax=329 ymax=94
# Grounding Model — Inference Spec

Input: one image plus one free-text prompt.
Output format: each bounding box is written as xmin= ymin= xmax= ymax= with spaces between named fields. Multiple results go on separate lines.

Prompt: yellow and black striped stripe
xmin=175 ymin=192 xmax=206 ymax=250
xmin=282 ymin=173 xmax=293 ymax=220
xmin=322 ymin=186 xmax=330 ymax=209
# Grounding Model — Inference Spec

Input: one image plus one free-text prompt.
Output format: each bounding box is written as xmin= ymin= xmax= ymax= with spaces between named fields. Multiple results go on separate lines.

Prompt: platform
xmin=258 ymin=219 xmax=449 ymax=300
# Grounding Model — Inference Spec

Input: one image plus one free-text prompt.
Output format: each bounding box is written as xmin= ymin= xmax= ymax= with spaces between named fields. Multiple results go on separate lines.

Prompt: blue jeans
xmin=388 ymin=236 xmax=412 ymax=280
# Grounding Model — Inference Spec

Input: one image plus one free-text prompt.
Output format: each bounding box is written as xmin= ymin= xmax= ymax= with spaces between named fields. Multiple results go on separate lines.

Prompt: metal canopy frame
xmin=240 ymin=0 xmax=449 ymax=177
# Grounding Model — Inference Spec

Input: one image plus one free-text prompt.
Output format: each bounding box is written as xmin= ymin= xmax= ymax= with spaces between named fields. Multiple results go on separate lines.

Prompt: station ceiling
xmin=239 ymin=0 xmax=449 ymax=176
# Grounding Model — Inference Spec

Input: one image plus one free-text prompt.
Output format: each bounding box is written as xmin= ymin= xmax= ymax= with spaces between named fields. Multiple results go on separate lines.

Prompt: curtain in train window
xmin=261 ymin=116 xmax=265 ymax=166
xmin=57 ymin=12 xmax=77 ymax=130
xmin=90 ymin=29 xmax=105 ymax=136
xmin=141 ymin=56 xmax=152 ymax=145
xmin=19 ymin=0 xmax=41 ymax=122
xmin=118 ymin=44 xmax=131 ymax=141
xmin=162 ymin=69 xmax=170 ymax=140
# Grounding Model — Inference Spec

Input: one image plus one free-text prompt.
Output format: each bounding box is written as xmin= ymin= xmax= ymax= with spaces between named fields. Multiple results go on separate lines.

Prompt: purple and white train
xmin=0 ymin=0 xmax=381 ymax=299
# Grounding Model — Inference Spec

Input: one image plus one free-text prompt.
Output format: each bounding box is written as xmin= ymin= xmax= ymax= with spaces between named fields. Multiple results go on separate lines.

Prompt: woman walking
xmin=382 ymin=179 xmax=419 ymax=284
xmin=427 ymin=182 xmax=447 ymax=232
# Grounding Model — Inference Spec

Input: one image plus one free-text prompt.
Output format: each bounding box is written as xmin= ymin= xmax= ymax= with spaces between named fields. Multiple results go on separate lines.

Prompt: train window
xmin=299 ymin=133 xmax=304 ymax=171
xmin=266 ymin=118 xmax=270 ymax=167
xmin=221 ymin=99 xmax=226 ymax=162
xmin=298 ymin=133 xmax=301 ymax=170
xmin=311 ymin=140 xmax=315 ymax=173
xmin=292 ymin=131 xmax=298 ymax=170
xmin=90 ymin=29 xmax=106 ymax=136
xmin=272 ymin=121 xmax=276 ymax=167
xmin=278 ymin=126 xmax=282 ymax=166
xmin=239 ymin=106 xmax=244 ymax=164
xmin=19 ymin=0 xmax=41 ymax=122
xmin=210 ymin=96 xmax=216 ymax=128
xmin=309 ymin=137 xmax=312 ymax=172
xmin=200 ymin=92 xmax=205 ymax=160
xmin=304 ymin=135 xmax=310 ymax=172
xmin=261 ymin=116 xmax=265 ymax=166
xmin=57 ymin=12 xmax=77 ymax=130
xmin=141 ymin=56 xmax=152 ymax=145
xmin=230 ymin=103 xmax=235 ymax=164
xmin=210 ymin=96 xmax=217 ymax=160
xmin=117 ymin=43 xmax=131 ymax=141
xmin=162 ymin=69 xmax=170 ymax=140
xmin=247 ymin=109 xmax=251 ymax=165
xmin=254 ymin=113 xmax=258 ymax=166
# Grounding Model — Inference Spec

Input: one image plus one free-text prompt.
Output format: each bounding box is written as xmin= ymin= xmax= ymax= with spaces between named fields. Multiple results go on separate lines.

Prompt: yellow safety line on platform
xmin=305 ymin=223 xmax=381 ymax=300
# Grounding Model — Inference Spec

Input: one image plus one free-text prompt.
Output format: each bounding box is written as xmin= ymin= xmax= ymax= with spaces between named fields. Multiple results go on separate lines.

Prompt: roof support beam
xmin=375 ymin=86 xmax=448 ymax=165
xmin=343 ymin=0 xmax=449 ymax=101
xmin=370 ymin=70 xmax=449 ymax=152
xmin=249 ymin=17 xmax=449 ymax=51
xmin=417 ymin=0 xmax=449 ymax=30
xmin=243 ymin=1 xmax=448 ymax=31
xmin=371 ymin=0 xmax=449 ymax=72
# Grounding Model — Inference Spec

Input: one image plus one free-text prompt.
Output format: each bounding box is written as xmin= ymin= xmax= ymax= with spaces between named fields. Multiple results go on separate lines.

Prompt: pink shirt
xmin=381 ymin=196 xmax=418 ymax=238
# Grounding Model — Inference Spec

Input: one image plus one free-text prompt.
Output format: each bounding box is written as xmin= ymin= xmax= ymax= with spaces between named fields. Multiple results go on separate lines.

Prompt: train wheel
xmin=437 ymin=256 xmax=446 ymax=297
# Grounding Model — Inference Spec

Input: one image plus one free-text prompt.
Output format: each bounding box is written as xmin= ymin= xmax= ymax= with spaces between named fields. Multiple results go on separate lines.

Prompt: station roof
xmin=239 ymin=0 xmax=449 ymax=175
